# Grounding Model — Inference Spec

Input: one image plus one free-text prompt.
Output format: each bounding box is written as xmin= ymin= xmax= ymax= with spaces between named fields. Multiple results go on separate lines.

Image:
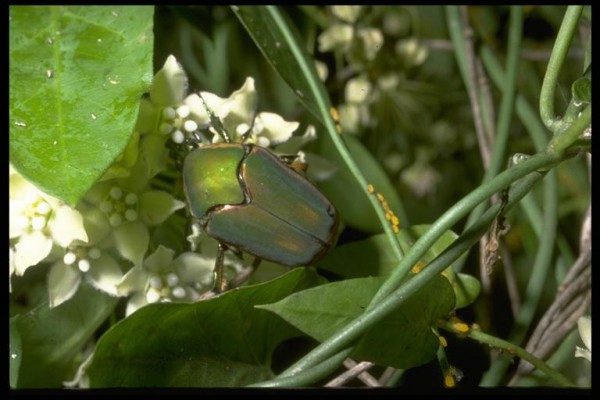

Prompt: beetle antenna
xmin=241 ymin=103 xmax=259 ymax=143
xmin=197 ymin=92 xmax=232 ymax=143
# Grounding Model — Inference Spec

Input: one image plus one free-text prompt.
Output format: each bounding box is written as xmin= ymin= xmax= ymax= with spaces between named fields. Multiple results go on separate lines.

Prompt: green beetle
xmin=181 ymin=103 xmax=339 ymax=293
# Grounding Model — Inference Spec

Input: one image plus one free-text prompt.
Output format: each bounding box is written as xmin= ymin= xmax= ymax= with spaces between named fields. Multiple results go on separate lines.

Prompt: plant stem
xmin=439 ymin=321 xmax=574 ymax=387
xmin=547 ymin=105 xmax=590 ymax=155
xmin=539 ymin=6 xmax=584 ymax=131
xmin=248 ymin=348 xmax=351 ymax=387
xmin=263 ymin=5 xmax=407 ymax=273
xmin=274 ymin=159 xmax=564 ymax=381
xmin=480 ymin=168 xmax=558 ymax=386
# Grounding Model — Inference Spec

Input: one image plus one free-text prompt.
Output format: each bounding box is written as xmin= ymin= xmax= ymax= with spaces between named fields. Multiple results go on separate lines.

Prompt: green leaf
xmin=233 ymin=6 xmax=327 ymax=123
xmin=87 ymin=268 xmax=325 ymax=387
xmin=319 ymin=224 xmax=457 ymax=278
xmin=318 ymin=224 xmax=481 ymax=307
xmin=258 ymin=274 xmax=455 ymax=369
xmin=10 ymin=283 xmax=117 ymax=388
xmin=9 ymin=6 xmax=154 ymax=206
xmin=317 ymin=135 xmax=404 ymax=233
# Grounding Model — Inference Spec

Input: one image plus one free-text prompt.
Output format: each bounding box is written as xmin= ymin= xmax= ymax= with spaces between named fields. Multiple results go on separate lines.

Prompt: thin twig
xmin=421 ymin=38 xmax=584 ymax=61
xmin=378 ymin=367 xmax=397 ymax=386
xmin=509 ymin=206 xmax=591 ymax=381
xmin=459 ymin=6 xmax=492 ymax=170
xmin=500 ymin=243 xmax=521 ymax=316
xmin=325 ymin=360 xmax=378 ymax=387
xmin=341 ymin=359 xmax=381 ymax=387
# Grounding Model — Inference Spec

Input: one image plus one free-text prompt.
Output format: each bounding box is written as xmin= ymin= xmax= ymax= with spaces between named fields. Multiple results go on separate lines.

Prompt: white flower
xmin=338 ymin=103 xmax=361 ymax=133
xmin=356 ymin=28 xmax=384 ymax=61
xmin=83 ymin=180 xmax=185 ymax=268
xmin=9 ymin=166 xmax=88 ymax=276
xmin=318 ymin=24 xmax=354 ymax=53
xmin=575 ymin=316 xmax=591 ymax=362
xmin=315 ymin=60 xmax=329 ymax=81
xmin=330 ymin=6 xmax=363 ymax=23
xmin=117 ymin=245 xmax=217 ymax=316
xmin=345 ymin=75 xmax=372 ymax=104
xmin=396 ymin=38 xmax=429 ymax=68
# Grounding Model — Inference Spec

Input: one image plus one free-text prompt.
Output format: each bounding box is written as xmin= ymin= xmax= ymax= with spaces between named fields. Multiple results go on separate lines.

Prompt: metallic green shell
xmin=183 ymin=144 xmax=246 ymax=218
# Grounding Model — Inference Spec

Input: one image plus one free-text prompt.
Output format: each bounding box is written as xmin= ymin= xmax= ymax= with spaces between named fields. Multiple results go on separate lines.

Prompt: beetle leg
xmin=197 ymin=92 xmax=232 ymax=143
xmin=279 ymin=154 xmax=308 ymax=174
xmin=213 ymin=243 xmax=229 ymax=293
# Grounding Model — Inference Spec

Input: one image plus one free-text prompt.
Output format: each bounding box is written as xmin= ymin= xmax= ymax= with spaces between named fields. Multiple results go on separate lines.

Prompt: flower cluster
xmin=10 ymin=54 xmax=313 ymax=314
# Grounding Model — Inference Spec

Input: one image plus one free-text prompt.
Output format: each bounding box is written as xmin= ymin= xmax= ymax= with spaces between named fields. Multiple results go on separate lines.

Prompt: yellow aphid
xmin=330 ymin=107 xmax=340 ymax=122
xmin=367 ymin=184 xmax=375 ymax=193
xmin=411 ymin=261 xmax=427 ymax=274
xmin=444 ymin=374 xmax=456 ymax=388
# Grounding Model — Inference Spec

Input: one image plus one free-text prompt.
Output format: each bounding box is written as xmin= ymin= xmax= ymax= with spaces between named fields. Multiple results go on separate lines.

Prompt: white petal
xmin=207 ymin=77 xmax=257 ymax=137
xmin=314 ymin=60 xmax=329 ymax=82
xmin=172 ymin=252 xmax=214 ymax=283
xmin=139 ymin=190 xmax=185 ymax=226
xmin=578 ymin=316 xmax=591 ymax=351
xmin=144 ymin=245 xmax=175 ymax=273
xmin=273 ymin=125 xmax=317 ymax=155
xmin=331 ymin=5 xmax=363 ymax=23
xmin=113 ymin=221 xmax=149 ymax=266
xmin=184 ymin=94 xmax=211 ymax=125
xmin=14 ymin=232 xmax=53 ymax=275
xmin=150 ymin=55 xmax=188 ymax=107
xmin=49 ymin=205 xmax=88 ymax=247
xmin=125 ymin=293 xmax=148 ymax=317
xmin=318 ymin=24 xmax=354 ymax=53
xmin=357 ymin=28 xmax=384 ymax=61
xmin=9 ymin=200 xmax=28 ymax=238
xmin=338 ymin=103 xmax=361 ymax=133
xmin=47 ymin=262 xmax=82 ymax=307
xmin=86 ymin=254 xmax=123 ymax=296
xmin=255 ymin=112 xmax=299 ymax=145
xmin=117 ymin=265 xmax=148 ymax=295
xmin=345 ymin=75 xmax=372 ymax=104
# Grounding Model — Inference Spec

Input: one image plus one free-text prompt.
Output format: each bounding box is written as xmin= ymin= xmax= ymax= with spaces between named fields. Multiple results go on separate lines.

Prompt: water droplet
xmin=111 ymin=10 xmax=119 ymax=17
xmin=108 ymin=77 xmax=119 ymax=85
xmin=14 ymin=121 xmax=27 ymax=127
xmin=97 ymin=38 xmax=102 ymax=43
xmin=46 ymin=37 xmax=53 ymax=45
xmin=11 ymin=354 xmax=17 ymax=359
xmin=53 ymin=140 xmax=58 ymax=145
xmin=91 ymin=113 xmax=97 ymax=120
xmin=295 ymin=89 xmax=304 ymax=98
xmin=46 ymin=69 xmax=54 ymax=78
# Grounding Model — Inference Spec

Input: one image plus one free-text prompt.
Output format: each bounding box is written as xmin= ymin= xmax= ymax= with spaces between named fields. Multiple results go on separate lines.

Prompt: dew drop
xmin=97 ymin=38 xmax=102 ymax=43
xmin=11 ymin=354 xmax=17 ymax=359
xmin=53 ymin=140 xmax=58 ymax=145
xmin=91 ymin=113 xmax=97 ymax=120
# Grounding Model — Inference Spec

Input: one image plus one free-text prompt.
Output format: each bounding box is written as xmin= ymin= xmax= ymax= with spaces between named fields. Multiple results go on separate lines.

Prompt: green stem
xmin=369 ymin=151 xmax=557 ymax=306
xmin=248 ymin=348 xmax=351 ymax=387
xmin=263 ymin=6 xmax=406 ymax=271
xmin=539 ymin=6 xmax=584 ymax=131
xmin=445 ymin=7 xmax=469 ymax=88
xmin=547 ymin=106 xmax=590 ymax=155
xmin=480 ymin=168 xmax=558 ymax=386
xmin=439 ymin=321 xmax=574 ymax=387
xmin=485 ymin=6 xmax=523 ymax=182
xmin=446 ymin=6 xmax=523 ymax=269
xmin=277 ymin=159 xmax=562 ymax=380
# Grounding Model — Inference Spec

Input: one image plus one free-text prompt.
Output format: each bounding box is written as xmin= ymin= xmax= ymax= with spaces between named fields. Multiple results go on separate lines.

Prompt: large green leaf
xmin=87 ymin=268 xmax=325 ymax=387
xmin=318 ymin=224 xmax=481 ymax=308
xmin=10 ymin=283 xmax=117 ymax=388
xmin=258 ymin=274 xmax=455 ymax=369
xmin=9 ymin=6 xmax=154 ymax=206
xmin=233 ymin=6 xmax=403 ymax=233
